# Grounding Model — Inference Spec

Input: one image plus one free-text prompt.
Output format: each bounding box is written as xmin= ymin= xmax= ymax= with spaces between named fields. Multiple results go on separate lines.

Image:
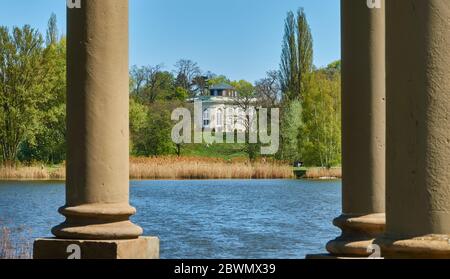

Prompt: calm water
xmin=0 ymin=179 xmax=341 ymax=259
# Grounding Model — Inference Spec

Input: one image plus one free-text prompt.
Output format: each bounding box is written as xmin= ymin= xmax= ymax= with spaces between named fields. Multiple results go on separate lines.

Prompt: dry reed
xmin=0 ymin=157 xmax=294 ymax=180
xmin=0 ymin=166 xmax=65 ymax=180
xmin=129 ymin=156 xmax=294 ymax=180
xmin=304 ymin=167 xmax=342 ymax=179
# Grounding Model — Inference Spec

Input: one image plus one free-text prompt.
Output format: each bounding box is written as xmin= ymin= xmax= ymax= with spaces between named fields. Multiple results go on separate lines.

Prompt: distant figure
xmin=293 ymin=161 xmax=304 ymax=168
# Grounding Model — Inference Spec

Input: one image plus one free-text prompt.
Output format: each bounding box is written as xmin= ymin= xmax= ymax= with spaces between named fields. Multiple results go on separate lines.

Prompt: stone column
xmin=33 ymin=0 xmax=159 ymax=259
xmin=376 ymin=0 xmax=450 ymax=259
xmin=326 ymin=0 xmax=386 ymax=257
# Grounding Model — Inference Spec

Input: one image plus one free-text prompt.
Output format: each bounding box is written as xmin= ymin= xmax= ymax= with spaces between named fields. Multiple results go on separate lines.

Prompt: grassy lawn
xmin=293 ymin=167 xmax=308 ymax=171
xmin=181 ymin=143 xmax=248 ymax=160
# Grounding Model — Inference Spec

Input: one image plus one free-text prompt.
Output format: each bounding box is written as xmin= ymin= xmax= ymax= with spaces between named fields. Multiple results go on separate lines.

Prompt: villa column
xmin=376 ymin=1 xmax=450 ymax=259
xmin=326 ymin=0 xmax=386 ymax=257
xmin=33 ymin=0 xmax=159 ymax=259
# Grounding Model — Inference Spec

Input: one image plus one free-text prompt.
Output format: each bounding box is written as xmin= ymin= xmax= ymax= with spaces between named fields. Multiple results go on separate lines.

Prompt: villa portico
xmin=34 ymin=0 xmax=450 ymax=259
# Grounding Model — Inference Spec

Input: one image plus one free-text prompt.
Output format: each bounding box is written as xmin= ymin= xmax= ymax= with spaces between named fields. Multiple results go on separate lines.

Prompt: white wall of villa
xmin=199 ymin=97 xmax=256 ymax=133
xmin=191 ymin=83 xmax=257 ymax=133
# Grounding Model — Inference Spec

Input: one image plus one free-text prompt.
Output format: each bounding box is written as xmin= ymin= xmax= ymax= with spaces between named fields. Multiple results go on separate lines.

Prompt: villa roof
xmin=209 ymin=83 xmax=234 ymax=90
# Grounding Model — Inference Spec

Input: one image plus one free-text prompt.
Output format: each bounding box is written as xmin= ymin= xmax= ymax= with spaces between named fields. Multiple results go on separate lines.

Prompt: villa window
xmin=217 ymin=109 xmax=223 ymax=127
xmin=237 ymin=109 xmax=244 ymax=127
xmin=203 ymin=109 xmax=210 ymax=127
xmin=227 ymin=108 xmax=234 ymax=126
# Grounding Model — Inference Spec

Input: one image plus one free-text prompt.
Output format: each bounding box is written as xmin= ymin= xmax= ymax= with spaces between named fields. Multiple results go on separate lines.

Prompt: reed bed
xmin=129 ymin=157 xmax=294 ymax=180
xmin=0 ymin=166 xmax=65 ymax=180
xmin=0 ymin=157 xmax=294 ymax=180
xmin=304 ymin=167 xmax=342 ymax=179
xmin=0 ymin=159 xmax=342 ymax=180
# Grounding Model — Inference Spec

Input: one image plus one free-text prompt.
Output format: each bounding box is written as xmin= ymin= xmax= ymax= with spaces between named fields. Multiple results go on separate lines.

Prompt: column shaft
xmin=341 ymin=0 xmax=385 ymax=216
xmin=52 ymin=0 xmax=142 ymax=240
xmin=377 ymin=0 xmax=450 ymax=258
xmin=326 ymin=0 xmax=386 ymax=257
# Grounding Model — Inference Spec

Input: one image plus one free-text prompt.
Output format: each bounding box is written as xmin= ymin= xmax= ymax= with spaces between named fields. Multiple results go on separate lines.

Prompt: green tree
xmin=207 ymin=75 xmax=231 ymax=87
xmin=277 ymin=100 xmax=302 ymax=161
xmin=131 ymin=100 xmax=182 ymax=157
xmin=173 ymin=59 xmax=201 ymax=98
xmin=296 ymin=8 xmax=314 ymax=91
xmin=277 ymin=7 xmax=314 ymax=161
xmin=46 ymin=13 xmax=58 ymax=46
xmin=170 ymin=87 xmax=189 ymax=101
xmin=130 ymin=65 xmax=176 ymax=104
xmin=129 ymin=97 xmax=148 ymax=154
xmin=325 ymin=60 xmax=341 ymax=77
xmin=298 ymin=66 xmax=341 ymax=167
xmin=232 ymin=80 xmax=260 ymax=161
xmin=279 ymin=8 xmax=313 ymax=101
xmin=255 ymin=70 xmax=281 ymax=108
xmin=18 ymin=16 xmax=67 ymax=164
xmin=0 ymin=25 xmax=49 ymax=165
xmin=145 ymin=105 xmax=176 ymax=156
xmin=280 ymin=11 xmax=298 ymax=101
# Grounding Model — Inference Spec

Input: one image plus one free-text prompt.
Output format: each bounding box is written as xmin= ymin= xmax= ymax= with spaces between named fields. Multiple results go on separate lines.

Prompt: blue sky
xmin=0 ymin=0 xmax=340 ymax=82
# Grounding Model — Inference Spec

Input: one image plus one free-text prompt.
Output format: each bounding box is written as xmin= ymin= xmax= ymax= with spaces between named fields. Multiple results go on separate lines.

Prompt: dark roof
xmin=209 ymin=83 xmax=234 ymax=90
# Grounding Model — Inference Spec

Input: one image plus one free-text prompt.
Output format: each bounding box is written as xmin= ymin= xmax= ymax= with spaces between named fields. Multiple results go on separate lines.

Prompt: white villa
xmin=192 ymin=83 xmax=255 ymax=133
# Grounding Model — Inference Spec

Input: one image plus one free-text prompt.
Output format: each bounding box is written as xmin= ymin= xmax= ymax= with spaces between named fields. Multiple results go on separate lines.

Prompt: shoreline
xmin=0 ymin=177 xmax=342 ymax=183
xmin=0 ymin=157 xmax=341 ymax=181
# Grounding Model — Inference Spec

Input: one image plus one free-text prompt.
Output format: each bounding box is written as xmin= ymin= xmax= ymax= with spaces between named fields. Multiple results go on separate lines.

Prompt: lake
xmin=0 ymin=179 xmax=341 ymax=259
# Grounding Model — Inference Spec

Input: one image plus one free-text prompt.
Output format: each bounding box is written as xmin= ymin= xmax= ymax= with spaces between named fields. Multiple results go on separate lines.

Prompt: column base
xmin=375 ymin=234 xmax=450 ymax=259
xmin=33 ymin=236 xmax=159 ymax=259
xmin=52 ymin=203 xmax=143 ymax=240
xmin=305 ymin=254 xmax=381 ymax=259
xmin=326 ymin=239 xmax=378 ymax=257
xmin=326 ymin=213 xmax=385 ymax=257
